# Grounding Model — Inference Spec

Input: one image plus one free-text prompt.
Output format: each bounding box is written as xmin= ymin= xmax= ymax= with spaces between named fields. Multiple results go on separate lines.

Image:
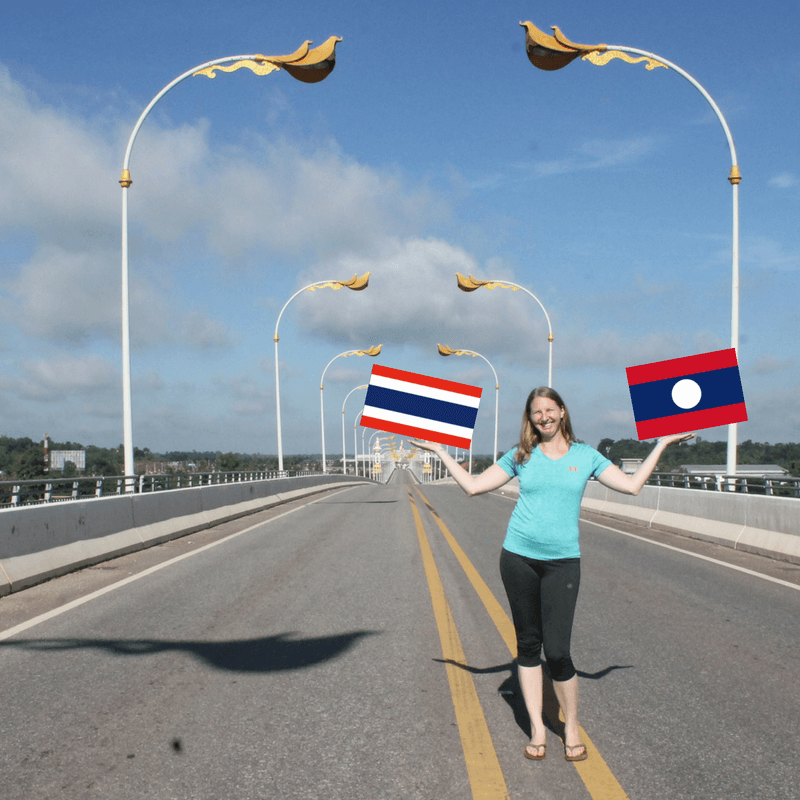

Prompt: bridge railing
xmin=645 ymin=471 xmax=800 ymax=497
xmin=0 ymin=470 xmax=315 ymax=509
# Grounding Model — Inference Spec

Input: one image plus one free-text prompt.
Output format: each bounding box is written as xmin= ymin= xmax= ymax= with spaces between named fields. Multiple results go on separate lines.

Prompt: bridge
xmin=1 ymin=462 xmax=798 ymax=799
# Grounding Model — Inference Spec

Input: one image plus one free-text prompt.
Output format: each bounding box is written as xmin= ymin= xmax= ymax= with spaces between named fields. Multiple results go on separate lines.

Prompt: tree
xmin=218 ymin=452 xmax=241 ymax=471
xmin=16 ymin=446 xmax=47 ymax=479
xmin=597 ymin=438 xmax=615 ymax=458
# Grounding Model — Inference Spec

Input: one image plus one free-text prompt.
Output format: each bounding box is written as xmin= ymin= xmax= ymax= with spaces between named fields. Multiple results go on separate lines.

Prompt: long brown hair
xmin=515 ymin=387 xmax=575 ymax=464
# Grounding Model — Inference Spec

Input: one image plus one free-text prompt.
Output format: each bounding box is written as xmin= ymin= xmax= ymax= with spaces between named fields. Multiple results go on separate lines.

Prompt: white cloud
xmin=0 ymin=63 xmax=451 ymax=362
xmin=1 ymin=64 xmax=442 ymax=263
xmin=194 ymin=141 xmax=443 ymax=262
xmin=558 ymin=330 xmax=684 ymax=369
xmin=1 ymin=244 xmax=178 ymax=347
xmin=468 ymin=134 xmax=660 ymax=189
xmin=744 ymin=236 xmax=800 ymax=272
xmin=0 ymin=66 xmax=119 ymax=246
xmin=751 ymin=354 xmax=794 ymax=375
xmin=578 ymin=136 xmax=660 ymax=169
xmin=292 ymin=237 xmax=553 ymax=362
xmin=4 ymin=353 xmax=117 ymax=401
xmin=768 ymin=173 xmax=798 ymax=189
xmin=3 ymin=246 xmax=119 ymax=344
xmin=177 ymin=310 xmax=235 ymax=349
xmin=533 ymin=135 xmax=659 ymax=177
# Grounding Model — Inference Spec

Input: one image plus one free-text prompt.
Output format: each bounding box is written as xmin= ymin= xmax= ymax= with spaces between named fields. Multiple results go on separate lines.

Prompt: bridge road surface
xmin=1 ymin=470 xmax=798 ymax=799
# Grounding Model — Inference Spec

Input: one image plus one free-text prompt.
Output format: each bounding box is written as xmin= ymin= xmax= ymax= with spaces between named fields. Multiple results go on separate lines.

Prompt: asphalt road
xmin=1 ymin=471 xmax=798 ymax=799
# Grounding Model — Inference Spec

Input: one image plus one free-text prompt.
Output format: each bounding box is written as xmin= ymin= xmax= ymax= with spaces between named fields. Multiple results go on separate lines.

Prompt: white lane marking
xmin=583 ymin=518 xmax=800 ymax=592
xmin=492 ymin=492 xmax=800 ymax=591
xmin=399 ymin=488 xmax=797 ymax=591
xmin=0 ymin=487 xmax=357 ymax=641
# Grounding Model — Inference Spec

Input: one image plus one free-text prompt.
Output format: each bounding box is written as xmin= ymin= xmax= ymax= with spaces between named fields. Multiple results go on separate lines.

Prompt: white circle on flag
xmin=672 ymin=379 xmax=702 ymax=409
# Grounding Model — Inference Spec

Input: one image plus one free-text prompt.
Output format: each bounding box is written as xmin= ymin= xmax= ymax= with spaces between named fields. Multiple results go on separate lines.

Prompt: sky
xmin=1 ymin=0 xmax=799 ymax=460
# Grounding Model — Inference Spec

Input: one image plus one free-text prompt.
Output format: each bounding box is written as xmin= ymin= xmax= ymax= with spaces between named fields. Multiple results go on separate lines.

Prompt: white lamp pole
xmin=520 ymin=21 xmax=741 ymax=481
xmin=118 ymin=38 xmax=341 ymax=488
xmin=321 ymin=347 xmax=381 ymax=473
xmin=353 ymin=411 xmax=365 ymax=476
xmin=438 ymin=344 xmax=500 ymax=463
xmin=341 ymin=384 xmax=368 ymax=476
xmin=456 ymin=274 xmax=553 ymax=388
xmin=274 ymin=273 xmax=370 ymax=472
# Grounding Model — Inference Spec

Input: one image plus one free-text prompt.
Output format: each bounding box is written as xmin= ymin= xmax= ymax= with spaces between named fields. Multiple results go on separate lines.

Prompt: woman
xmin=412 ymin=387 xmax=693 ymax=762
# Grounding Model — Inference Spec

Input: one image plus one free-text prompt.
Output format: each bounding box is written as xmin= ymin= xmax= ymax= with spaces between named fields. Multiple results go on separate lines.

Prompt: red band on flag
xmin=626 ymin=348 xmax=739 ymax=386
xmin=370 ymin=363 xmax=483 ymax=398
xmin=359 ymin=415 xmax=473 ymax=449
xmin=635 ymin=402 xmax=748 ymax=440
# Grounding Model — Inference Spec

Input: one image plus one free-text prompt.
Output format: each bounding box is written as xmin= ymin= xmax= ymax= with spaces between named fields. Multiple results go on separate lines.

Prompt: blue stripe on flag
xmin=629 ymin=366 xmax=745 ymax=422
xmin=364 ymin=385 xmax=478 ymax=429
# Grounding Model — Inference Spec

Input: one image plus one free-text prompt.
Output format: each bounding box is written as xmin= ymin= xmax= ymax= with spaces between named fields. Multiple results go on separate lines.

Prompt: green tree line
xmin=0 ymin=437 xmax=327 ymax=480
xmin=595 ymin=436 xmax=800 ymax=475
xmin=7 ymin=434 xmax=795 ymax=481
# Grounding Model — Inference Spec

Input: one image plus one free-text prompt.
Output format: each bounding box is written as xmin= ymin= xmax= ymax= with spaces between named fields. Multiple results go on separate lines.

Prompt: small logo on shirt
xmin=569 ymin=466 xmax=578 ymax=472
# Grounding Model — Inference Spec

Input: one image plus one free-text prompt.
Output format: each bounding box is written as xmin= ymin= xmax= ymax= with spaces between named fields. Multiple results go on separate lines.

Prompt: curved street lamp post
xmin=456 ymin=273 xmax=553 ymax=388
xmin=520 ymin=21 xmax=741 ymax=479
xmin=438 ymin=344 xmax=499 ymax=464
xmin=274 ymin=273 xmax=370 ymax=472
xmin=342 ymin=385 xmax=368 ymax=476
xmin=319 ymin=346 xmax=381 ymax=473
xmin=119 ymin=38 xmax=341 ymax=487
xmin=320 ymin=347 xmax=380 ymax=474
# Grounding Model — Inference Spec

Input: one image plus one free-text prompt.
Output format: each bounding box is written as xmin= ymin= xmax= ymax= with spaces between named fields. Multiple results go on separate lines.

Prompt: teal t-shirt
xmin=497 ymin=443 xmax=612 ymax=560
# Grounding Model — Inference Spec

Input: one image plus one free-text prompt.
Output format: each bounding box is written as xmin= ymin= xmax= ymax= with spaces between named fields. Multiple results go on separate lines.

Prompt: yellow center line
xmin=414 ymin=486 xmax=631 ymax=800
xmin=406 ymin=487 xmax=509 ymax=800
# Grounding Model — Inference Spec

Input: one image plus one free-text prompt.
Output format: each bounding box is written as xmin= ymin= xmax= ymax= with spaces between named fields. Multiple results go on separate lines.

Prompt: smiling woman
xmin=411 ymin=384 xmax=692 ymax=763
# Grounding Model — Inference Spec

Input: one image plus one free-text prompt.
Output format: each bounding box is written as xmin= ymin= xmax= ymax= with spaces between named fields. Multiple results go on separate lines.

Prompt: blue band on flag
xmin=364 ymin=385 xmax=478 ymax=429
xmin=629 ymin=366 xmax=744 ymax=423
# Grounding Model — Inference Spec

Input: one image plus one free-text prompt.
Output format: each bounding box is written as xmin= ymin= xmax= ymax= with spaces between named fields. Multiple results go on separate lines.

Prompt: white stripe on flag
xmin=362 ymin=405 xmax=475 ymax=440
xmin=369 ymin=374 xmax=481 ymax=408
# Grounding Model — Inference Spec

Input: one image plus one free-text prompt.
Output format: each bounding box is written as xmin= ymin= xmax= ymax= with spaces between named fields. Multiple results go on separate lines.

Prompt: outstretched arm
xmin=409 ymin=440 xmax=513 ymax=497
xmin=596 ymin=432 xmax=695 ymax=496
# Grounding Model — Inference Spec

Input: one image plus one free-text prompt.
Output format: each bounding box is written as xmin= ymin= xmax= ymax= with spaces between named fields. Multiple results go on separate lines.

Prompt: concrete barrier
xmin=0 ymin=475 xmax=375 ymax=596
xmin=580 ymin=480 xmax=800 ymax=563
xmin=439 ymin=476 xmax=800 ymax=564
xmin=0 ymin=495 xmax=140 ymax=592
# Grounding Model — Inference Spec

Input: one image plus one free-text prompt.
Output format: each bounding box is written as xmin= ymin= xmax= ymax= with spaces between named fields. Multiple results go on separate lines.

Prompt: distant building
xmin=49 ymin=450 xmax=86 ymax=471
xmin=620 ymin=458 xmax=643 ymax=475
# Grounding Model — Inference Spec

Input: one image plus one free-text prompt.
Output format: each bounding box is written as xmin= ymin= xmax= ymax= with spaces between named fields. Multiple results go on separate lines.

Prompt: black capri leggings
xmin=499 ymin=548 xmax=581 ymax=682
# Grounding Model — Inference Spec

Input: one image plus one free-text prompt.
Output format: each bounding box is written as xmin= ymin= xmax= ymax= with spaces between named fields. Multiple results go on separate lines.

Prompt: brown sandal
xmin=564 ymin=742 xmax=588 ymax=762
xmin=524 ymin=742 xmax=546 ymax=761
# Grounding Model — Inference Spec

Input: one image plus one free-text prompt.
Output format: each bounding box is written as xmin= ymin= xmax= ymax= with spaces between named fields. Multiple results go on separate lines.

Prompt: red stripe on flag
xmin=370 ymin=364 xmax=483 ymax=398
xmin=634 ymin=402 xmax=748 ymax=440
xmin=626 ymin=348 xmax=738 ymax=386
xmin=360 ymin=415 xmax=473 ymax=449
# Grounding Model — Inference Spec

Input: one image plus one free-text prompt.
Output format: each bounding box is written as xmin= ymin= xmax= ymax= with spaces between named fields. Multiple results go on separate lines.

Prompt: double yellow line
xmin=407 ymin=485 xmax=630 ymax=800
xmin=406 ymin=486 xmax=509 ymax=799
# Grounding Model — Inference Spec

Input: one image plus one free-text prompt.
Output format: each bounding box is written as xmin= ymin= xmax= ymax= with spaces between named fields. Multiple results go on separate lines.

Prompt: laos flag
xmin=361 ymin=364 xmax=482 ymax=448
xmin=626 ymin=348 xmax=747 ymax=440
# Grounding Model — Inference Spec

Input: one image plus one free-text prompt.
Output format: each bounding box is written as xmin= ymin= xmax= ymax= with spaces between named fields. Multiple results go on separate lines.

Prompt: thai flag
xmin=626 ymin=348 xmax=747 ymax=440
xmin=361 ymin=364 xmax=482 ymax=448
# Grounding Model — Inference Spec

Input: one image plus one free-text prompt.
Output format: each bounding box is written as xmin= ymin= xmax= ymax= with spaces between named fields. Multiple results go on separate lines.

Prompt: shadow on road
xmin=435 ymin=657 xmax=633 ymax=739
xmin=0 ymin=630 xmax=379 ymax=673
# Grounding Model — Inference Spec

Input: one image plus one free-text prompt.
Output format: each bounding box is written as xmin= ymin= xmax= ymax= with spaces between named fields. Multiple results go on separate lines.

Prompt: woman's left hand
xmin=408 ymin=439 xmax=443 ymax=454
xmin=659 ymin=432 xmax=696 ymax=447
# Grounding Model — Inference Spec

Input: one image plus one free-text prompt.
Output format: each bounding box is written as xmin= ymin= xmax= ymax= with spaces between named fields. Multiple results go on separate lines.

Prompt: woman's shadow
xmin=500 ymin=661 xmax=634 ymax=738
xmin=437 ymin=658 xmax=632 ymax=738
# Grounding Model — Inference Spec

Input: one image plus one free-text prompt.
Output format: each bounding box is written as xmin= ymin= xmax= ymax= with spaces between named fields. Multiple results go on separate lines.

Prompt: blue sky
xmin=1 ymin=0 xmax=798 ymax=459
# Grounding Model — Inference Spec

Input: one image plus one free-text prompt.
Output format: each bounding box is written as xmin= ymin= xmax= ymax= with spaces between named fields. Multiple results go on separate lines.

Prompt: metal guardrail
xmin=645 ymin=471 xmax=800 ymax=497
xmin=0 ymin=470 xmax=315 ymax=509
xmin=4 ymin=468 xmax=798 ymax=508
